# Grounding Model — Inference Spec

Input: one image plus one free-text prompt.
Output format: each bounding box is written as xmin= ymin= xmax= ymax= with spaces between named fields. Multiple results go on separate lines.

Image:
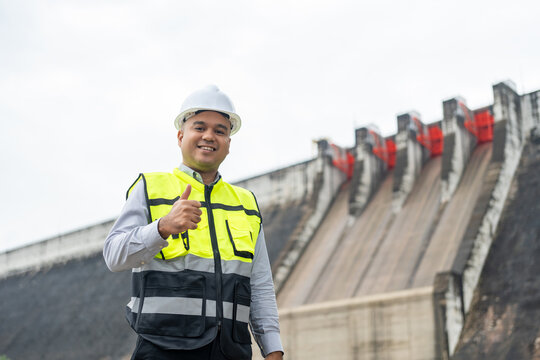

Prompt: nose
xmin=202 ymin=129 xmax=215 ymax=142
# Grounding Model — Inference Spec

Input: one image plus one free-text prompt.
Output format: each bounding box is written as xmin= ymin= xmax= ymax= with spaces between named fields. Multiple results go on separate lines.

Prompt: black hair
xmin=186 ymin=110 xmax=232 ymax=129
xmin=194 ymin=110 xmax=230 ymax=120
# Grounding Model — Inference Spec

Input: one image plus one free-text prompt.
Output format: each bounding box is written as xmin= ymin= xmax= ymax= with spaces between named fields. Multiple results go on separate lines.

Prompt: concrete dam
xmin=1 ymin=81 xmax=539 ymax=359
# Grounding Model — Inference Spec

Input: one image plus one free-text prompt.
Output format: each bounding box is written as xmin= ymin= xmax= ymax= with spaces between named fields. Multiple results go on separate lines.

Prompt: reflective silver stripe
xmin=132 ymin=254 xmax=214 ymax=273
xmin=144 ymin=297 xmax=203 ymax=315
xmin=223 ymin=301 xmax=250 ymax=323
xmin=206 ymin=300 xmax=216 ymax=317
xmin=221 ymin=259 xmax=251 ymax=277
xmin=132 ymin=253 xmax=251 ymax=277
xmin=127 ymin=297 xmax=250 ymax=323
xmin=126 ymin=297 xmax=136 ymax=309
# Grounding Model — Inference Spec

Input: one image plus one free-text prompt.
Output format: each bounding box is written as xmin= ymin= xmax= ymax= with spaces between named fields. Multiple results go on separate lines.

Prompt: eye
xmin=216 ymin=129 xmax=225 ymax=135
xmin=194 ymin=126 xmax=204 ymax=132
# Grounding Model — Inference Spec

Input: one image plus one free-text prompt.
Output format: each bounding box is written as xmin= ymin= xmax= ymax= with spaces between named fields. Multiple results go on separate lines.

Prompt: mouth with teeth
xmin=198 ymin=145 xmax=216 ymax=152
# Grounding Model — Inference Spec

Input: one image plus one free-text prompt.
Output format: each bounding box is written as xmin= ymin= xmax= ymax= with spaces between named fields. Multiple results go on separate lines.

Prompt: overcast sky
xmin=0 ymin=0 xmax=539 ymax=252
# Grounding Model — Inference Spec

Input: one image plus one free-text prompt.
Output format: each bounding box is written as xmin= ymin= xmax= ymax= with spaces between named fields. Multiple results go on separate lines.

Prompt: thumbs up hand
xmin=179 ymin=183 xmax=193 ymax=200
xmin=158 ymin=184 xmax=202 ymax=239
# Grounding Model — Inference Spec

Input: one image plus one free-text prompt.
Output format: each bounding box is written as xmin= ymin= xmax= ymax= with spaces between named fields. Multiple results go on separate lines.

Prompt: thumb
xmin=180 ymin=184 xmax=192 ymax=200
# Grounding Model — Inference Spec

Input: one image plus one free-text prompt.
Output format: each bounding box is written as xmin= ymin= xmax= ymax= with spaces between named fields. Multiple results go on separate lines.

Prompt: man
xmin=103 ymin=85 xmax=283 ymax=360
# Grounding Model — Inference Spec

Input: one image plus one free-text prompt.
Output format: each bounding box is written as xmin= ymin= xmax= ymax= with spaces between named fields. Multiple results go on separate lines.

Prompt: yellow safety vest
xmin=125 ymin=169 xmax=261 ymax=359
xmin=128 ymin=168 xmax=261 ymax=261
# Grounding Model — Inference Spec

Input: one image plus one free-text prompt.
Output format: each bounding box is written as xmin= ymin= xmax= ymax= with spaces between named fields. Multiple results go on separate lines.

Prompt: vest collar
xmin=172 ymin=168 xmax=223 ymax=192
xmin=177 ymin=164 xmax=222 ymax=186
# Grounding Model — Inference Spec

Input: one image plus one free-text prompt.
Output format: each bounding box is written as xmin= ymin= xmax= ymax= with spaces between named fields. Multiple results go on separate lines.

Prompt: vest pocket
xmin=161 ymin=212 xmax=211 ymax=259
xmin=225 ymin=217 xmax=254 ymax=260
xmin=136 ymin=272 xmax=206 ymax=338
xmin=187 ymin=211 xmax=214 ymax=258
xmin=232 ymin=280 xmax=252 ymax=344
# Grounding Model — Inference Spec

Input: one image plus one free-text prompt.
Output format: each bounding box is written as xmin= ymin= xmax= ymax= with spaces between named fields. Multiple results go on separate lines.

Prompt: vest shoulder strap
xmin=126 ymin=173 xmax=143 ymax=200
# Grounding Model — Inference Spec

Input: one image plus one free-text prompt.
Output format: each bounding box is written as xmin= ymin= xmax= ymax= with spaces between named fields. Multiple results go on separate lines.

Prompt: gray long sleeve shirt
xmin=103 ymin=167 xmax=283 ymax=357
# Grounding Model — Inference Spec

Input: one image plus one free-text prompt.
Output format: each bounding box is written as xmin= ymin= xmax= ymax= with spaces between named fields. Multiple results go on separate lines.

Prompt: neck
xmin=182 ymin=163 xmax=218 ymax=185
xmin=200 ymin=170 xmax=218 ymax=185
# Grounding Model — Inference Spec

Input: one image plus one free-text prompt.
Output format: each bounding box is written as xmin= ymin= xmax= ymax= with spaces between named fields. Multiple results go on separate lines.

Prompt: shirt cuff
xmin=142 ymin=220 xmax=169 ymax=254
xmin=259 ymin=331 xmax=284 ymax=358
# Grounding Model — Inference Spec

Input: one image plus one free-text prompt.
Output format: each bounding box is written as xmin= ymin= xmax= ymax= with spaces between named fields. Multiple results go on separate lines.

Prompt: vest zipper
xmin=181 ymin=231 xmax=190 ymax=250
xmin=205 ymin=184 xmax=223 ymax=328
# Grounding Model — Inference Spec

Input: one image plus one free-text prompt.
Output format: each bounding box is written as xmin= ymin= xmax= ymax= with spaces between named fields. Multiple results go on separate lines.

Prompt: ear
xmin=177 ymin=130 xmax=183 ymax=147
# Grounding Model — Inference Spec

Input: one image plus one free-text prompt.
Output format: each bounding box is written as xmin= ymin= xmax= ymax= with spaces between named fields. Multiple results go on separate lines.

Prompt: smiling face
xmin=178 ymin=111 xmax=232 ymax=177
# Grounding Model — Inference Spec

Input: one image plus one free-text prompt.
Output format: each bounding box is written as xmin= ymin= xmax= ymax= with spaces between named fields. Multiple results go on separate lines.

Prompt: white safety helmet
xmin=174 ymin=85 xmax=242 ymax=136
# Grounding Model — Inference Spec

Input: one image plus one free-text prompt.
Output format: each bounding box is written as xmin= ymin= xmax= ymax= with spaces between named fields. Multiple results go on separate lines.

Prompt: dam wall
xmin=451 ymin=139 xmax=540 ymax=359
xmin=272 ymin=287 xmax=436 ymax=360
xmin=392 ymin=111 xmax=431 ymax=211
xmin=0 ymin=220 xmax=114 ymax=279
xmin=235 ymin=139 xmax=348 ymax=291
xmin=349 ymin=127 xmax=388 ymax=216
xmin=433 ymin=82 xmax=539 ymax=358
xmin=440 ymin=97 xmax=478 ymax=203
xmin=275 ymin=81 xmax=539 ymax=360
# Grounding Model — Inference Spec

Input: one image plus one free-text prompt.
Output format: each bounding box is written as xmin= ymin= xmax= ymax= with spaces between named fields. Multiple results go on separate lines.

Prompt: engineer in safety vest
xmin=103 ymin=85 xmax=284 ymax=360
